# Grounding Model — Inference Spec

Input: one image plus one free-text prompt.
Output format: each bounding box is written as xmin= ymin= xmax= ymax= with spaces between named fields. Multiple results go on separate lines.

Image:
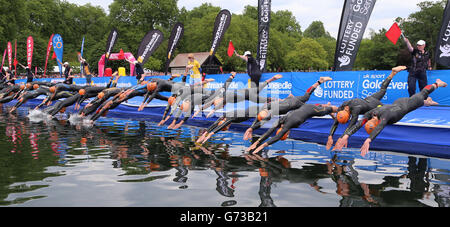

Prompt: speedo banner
xmin=435 ymin=0 xmax=450 ymax=68
xmin=7 ymin=42 xmax=12 ymax=70
xmin=334 ymin=0 xmax=377 ymax=71
xmin=136 ymin=30 xmax=164 ymax=65
xmin=209 ymin=9 xmax=232 ymax=57
xmin=44 ymin=34 xmax=54 ymax=76
xmin=104 ymin=28 xmax=119 ymax=68
xmin=52 ymin=34 xmax=64 ymax=75
xmin=257 ymin=0 xmax=271 ymax=72
xmin=27 ymin=36 xmax=34 ymax=68
xmin=164 ymin=23 xmax=184 ymax=75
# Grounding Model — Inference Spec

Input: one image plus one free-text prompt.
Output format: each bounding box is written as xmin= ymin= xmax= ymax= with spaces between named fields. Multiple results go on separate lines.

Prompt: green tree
xmin=285 ymin=38 xmax=328 ymax=71
xmin=304 ymin=21 xmax=332 ymax=39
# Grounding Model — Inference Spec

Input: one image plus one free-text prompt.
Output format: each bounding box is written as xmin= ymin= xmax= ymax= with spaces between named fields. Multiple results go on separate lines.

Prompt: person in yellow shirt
xmin=186 ymin=53 xmax=202 ymax=85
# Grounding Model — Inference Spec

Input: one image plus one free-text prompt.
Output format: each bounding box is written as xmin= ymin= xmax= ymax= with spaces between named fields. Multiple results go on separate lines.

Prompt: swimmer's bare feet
xmin=436 ymin=79 xmax=447 ymax=88
xmin=424 ymin=97 xmax=438 ymax=106
xmin=392 ymin=66 xmax=407 ymax=74
xmin=319 ymin=77 xmax=333 ymax=83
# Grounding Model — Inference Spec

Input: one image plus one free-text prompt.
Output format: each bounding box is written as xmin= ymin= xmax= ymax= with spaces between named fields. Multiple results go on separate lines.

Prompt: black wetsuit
xmin=343 ymin=84 xmax=437 ymax=141
xmin=168 ymin=75 xmax=236 ymax=123
xmin=79 ymin=87 xmax=124 ymax=116
xmin=205 ymin=105 xmax=265 ymax=135
xmin=90 ymin=84 xmax=153 ymax=121
xmin=26 ymin=68 xmax=34 ymax=83
xmin=14 ymin=87 xmax=51 ymax=108
xmin=256 ymin=104 xmax=335 ymax=146
xmin=0 ymin=85 xmax=21 ymax=103
xmin=76 ymin=86 xmax=108 ymax=106
xmin=45 ymin=93 xmax=79 ymax=116
xmin=329 ymin=75 xmax=394 ymax=138
xmin=142 ymin=75 xmax=187 ymax=105
xmin=249 ymin=82 xmax=320 ymax=132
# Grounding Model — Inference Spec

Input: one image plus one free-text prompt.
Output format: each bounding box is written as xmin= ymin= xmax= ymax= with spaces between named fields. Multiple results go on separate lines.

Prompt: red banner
xmin=27 ymin=36 xmax=34 ymax=68
xmin=1 ymin=49 xmax=6 ymax=70
xmin=44 ymin=34 xmax=54 ymax=76
xmin=14 ymin=40 xmax=17 ymax=77
xmin=7 ymin=42 xmax=12 ymax=70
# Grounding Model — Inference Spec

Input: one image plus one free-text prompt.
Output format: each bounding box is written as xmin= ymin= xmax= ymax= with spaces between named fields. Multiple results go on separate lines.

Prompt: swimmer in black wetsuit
xmin=74 ymin=86 xmax=108 ymax=110
xmin=137 ymin=73 xmax=186 ymax=111
xmin=247 ymin=103 xmax=339 ymax=154
xmin=165 ymin=73 xmax=237 ymax=129
xmin=9 ymin=84 xmax=51 ymax=112
xmin=243 ymin=76 xmax=333 ymax=141
xmin=191 ymin=72 xmax=237 ymax=119
xmin=0 ymin=84 xmax=23 ymax=104
xmin=196 ymin=105 xmax=266 ymax=144
xmin=79 ymin=87 xmax=125 ymax=117
xmin=333 ymin=79 xmax=447 ymax=156
xmin=91 ymin=83 xmax=163 ymax=121
xmin=326 ymin=66 xmax=407 ymax=150
xmin=157 ymin=79 xmax=215 ymax=127
xmin=203 ymin=74 xmax=283 ymax=118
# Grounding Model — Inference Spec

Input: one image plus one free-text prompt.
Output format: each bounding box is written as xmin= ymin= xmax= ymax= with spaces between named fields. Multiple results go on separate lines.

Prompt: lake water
xmin=0 ymin=105 xmax=449 ymax=207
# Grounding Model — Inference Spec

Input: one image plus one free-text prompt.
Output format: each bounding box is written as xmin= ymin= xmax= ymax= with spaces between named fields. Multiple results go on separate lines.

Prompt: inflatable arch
xmin=98 ymin=52 xmax=136 ymax=77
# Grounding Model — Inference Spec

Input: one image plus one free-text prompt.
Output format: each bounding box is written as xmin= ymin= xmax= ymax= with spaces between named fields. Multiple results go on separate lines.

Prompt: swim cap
xmin=20 ymin=84 xmax=26 ymax=90
xmin=168 ymin=96 xmax=176 ymax=106
xmin=276 ymin=128 xmax=290 ymax=141
xmin=79 ymin=89 xmax=86 ymax=96
xmin=97 ymin=92 xmax=105 ymax=99
xmin=49 ymin=86 xmax=56 ymax=93
xmin=259 ymin=168 xmax=269 ymax=177
xmin=337 ymin=110 xmax=350 ymax=124
xmin=33 ymin=84 xmax=39 ymax=90
xmin=218 ymin=119 xmax=230 ymax=131
xmin=365 ymin=118 xmax=380 ymax=134
xmin=257 ymin=110 xmax=269 ymax=122
xmin=147 ymin=82 xmax=157 ymax=92
xmin=26 ymin=83 xmax=32 ymax=89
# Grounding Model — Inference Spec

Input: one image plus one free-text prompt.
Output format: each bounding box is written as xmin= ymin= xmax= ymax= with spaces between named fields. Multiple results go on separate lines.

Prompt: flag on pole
xmin=386 ymin=22 xmax=403 ymax=45
xmin=227 ymin=41 xmax=235 ymax=57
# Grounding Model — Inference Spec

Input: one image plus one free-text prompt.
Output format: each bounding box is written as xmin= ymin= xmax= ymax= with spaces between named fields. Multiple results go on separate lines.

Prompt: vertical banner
xmin=44 ymin=34 xmax=54 ymax=76
xmin=164 ymin=23 xmax=184 ymax=75
xmin=7 ymin=42 xmax=12 ymax=70
xmin=333 ymin=0 xmax=377 ymax=71
xmin=52 ymin=34 xmax=64 ymax=76
xmin=104 ymin=28 xmax=119 ymax=71
xmin=435 ymin=0 xmax=450 ymax=68
xmin=14 ymin=40 xmax=17 ymax=77
xmin=27 ymin=36 xmax=34 ymax=68
xmin=257 ymin=0 xmax=271 ymax=72
xmin=209 ymin=10 xmax=232 ymax=58
xmin=136 ymin=30 xmax=164 ymax=65
xmin=1 ymin=49 xmax=6 ymax=70
xmin=80 ymin=36 xmax=85 ymax=75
